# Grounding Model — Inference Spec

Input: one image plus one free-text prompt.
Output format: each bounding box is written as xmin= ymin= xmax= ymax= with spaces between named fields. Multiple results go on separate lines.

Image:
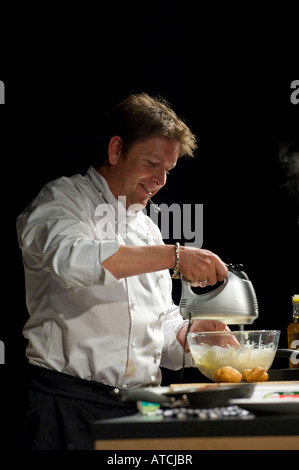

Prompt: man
xmin=16 ymin=93 xmax=228 ymax=450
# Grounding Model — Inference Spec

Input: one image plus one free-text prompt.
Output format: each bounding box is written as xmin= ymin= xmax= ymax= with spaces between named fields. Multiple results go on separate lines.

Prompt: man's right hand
xmin=178 ymin=246 xmax=228 ymax=287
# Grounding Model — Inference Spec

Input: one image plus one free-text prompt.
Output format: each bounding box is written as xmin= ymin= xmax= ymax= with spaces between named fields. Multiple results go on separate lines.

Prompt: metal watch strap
xmin=171 ymin=242 xmax=181 ymax=279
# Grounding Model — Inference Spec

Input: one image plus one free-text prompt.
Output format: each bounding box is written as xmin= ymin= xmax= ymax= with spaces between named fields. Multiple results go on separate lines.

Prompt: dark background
xmin=1 ymin=4 xmax=298 ymax=451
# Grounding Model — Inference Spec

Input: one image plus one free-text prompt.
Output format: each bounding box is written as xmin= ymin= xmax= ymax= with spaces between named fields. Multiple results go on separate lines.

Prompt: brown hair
xmin=93 ymin=93 xmax=197 ymax=166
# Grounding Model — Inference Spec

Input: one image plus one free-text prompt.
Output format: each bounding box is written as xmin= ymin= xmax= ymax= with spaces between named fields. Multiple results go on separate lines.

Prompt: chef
xmin=16 ymin=93 xmax=228 ymax=450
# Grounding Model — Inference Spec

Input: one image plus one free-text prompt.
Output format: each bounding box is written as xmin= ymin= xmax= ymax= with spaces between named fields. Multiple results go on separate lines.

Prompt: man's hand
xmin=177 ymin=319 xmax=239 ymax=352
xmin=178 ymin=246 xmax=228 ymax=287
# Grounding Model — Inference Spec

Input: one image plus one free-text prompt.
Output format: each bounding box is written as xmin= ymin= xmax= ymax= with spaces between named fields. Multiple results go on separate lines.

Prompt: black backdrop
xmin=1 ymin=7 xmax=298 ymax=451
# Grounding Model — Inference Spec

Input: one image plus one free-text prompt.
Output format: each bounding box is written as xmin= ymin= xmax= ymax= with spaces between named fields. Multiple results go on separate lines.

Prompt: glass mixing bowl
xmin=187 ymin=330 xmax=280 ymax=381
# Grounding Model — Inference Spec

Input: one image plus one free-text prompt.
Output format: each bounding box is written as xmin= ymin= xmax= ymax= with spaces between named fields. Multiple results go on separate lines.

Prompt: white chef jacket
xmin=17 ymin=166 xmax=192 ymax=388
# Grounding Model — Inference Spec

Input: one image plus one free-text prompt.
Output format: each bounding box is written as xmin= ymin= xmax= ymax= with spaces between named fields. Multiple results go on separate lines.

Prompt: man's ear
xmin=108 ymin=136 xmax=123 ymax=165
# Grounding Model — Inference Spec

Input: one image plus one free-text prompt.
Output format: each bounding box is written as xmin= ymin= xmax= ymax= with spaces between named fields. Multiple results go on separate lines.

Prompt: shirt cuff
xmin=161 ymin=314 xmax=194 ymax=370
xmin=174 ymin=321 xmax=194 ymax=367
xmin=98 ymin=240 xmax=121 ymax=286
xmin=99 ymin=239 xmax=120 ymax=264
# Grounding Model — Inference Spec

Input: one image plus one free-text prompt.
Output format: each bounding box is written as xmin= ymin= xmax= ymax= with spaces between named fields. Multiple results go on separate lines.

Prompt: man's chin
xmin=127 ymin=201 xmax=147 ymax=213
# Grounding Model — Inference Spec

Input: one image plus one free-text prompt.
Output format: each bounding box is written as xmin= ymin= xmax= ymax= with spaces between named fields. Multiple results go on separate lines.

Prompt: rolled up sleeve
xmin=16 ymin=181 xmax=121 ymax=289
xmin=160 ymin=305 xmax=193 ymax=370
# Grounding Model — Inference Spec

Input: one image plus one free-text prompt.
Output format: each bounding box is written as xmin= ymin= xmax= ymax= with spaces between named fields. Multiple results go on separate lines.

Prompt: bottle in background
xmin=287 ymin=295 xmax=299 ymax=369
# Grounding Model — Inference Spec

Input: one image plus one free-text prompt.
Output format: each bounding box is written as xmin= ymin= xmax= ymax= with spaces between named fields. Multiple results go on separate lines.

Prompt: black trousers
xmin=16 ymin=365 xmax=137 ymax=450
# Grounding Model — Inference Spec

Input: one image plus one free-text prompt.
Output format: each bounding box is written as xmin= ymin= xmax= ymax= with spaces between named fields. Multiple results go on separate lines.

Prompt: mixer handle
xmin=180 ymin=274 xmax=228 ymax=299
xmin=226 ymin=263 xmax=249 ymax=280
xmin=180 ymin=263 xmax=250 ymax=297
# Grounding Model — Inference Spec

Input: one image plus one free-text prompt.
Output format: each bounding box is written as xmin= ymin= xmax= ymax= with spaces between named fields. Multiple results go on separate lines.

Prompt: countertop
xmin=91 ymin=381 xmax=299 ymax=450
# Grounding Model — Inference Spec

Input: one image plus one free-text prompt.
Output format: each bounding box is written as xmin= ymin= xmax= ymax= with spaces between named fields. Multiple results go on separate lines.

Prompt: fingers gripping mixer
xmin=179 ymin=264 xmax=259 ymax=325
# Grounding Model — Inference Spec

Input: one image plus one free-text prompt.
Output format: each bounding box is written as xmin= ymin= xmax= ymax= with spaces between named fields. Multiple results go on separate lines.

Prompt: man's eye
xmin=147 ymin=160 xmax=170 ymax=175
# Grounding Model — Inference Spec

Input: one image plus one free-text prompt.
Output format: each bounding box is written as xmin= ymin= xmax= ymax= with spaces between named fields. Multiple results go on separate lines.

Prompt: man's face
xmin=110 ymin=136 xmax=179 ymax=208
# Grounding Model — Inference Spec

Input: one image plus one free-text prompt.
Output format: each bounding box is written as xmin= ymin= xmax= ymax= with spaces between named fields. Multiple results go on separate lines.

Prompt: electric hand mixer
xmin=179 ymin=264 xmax=259 ymax=325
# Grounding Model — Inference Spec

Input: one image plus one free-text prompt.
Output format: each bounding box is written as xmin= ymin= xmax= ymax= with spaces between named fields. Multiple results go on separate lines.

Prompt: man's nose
xmin=152 ymin=169 xmax=167 ymax=187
